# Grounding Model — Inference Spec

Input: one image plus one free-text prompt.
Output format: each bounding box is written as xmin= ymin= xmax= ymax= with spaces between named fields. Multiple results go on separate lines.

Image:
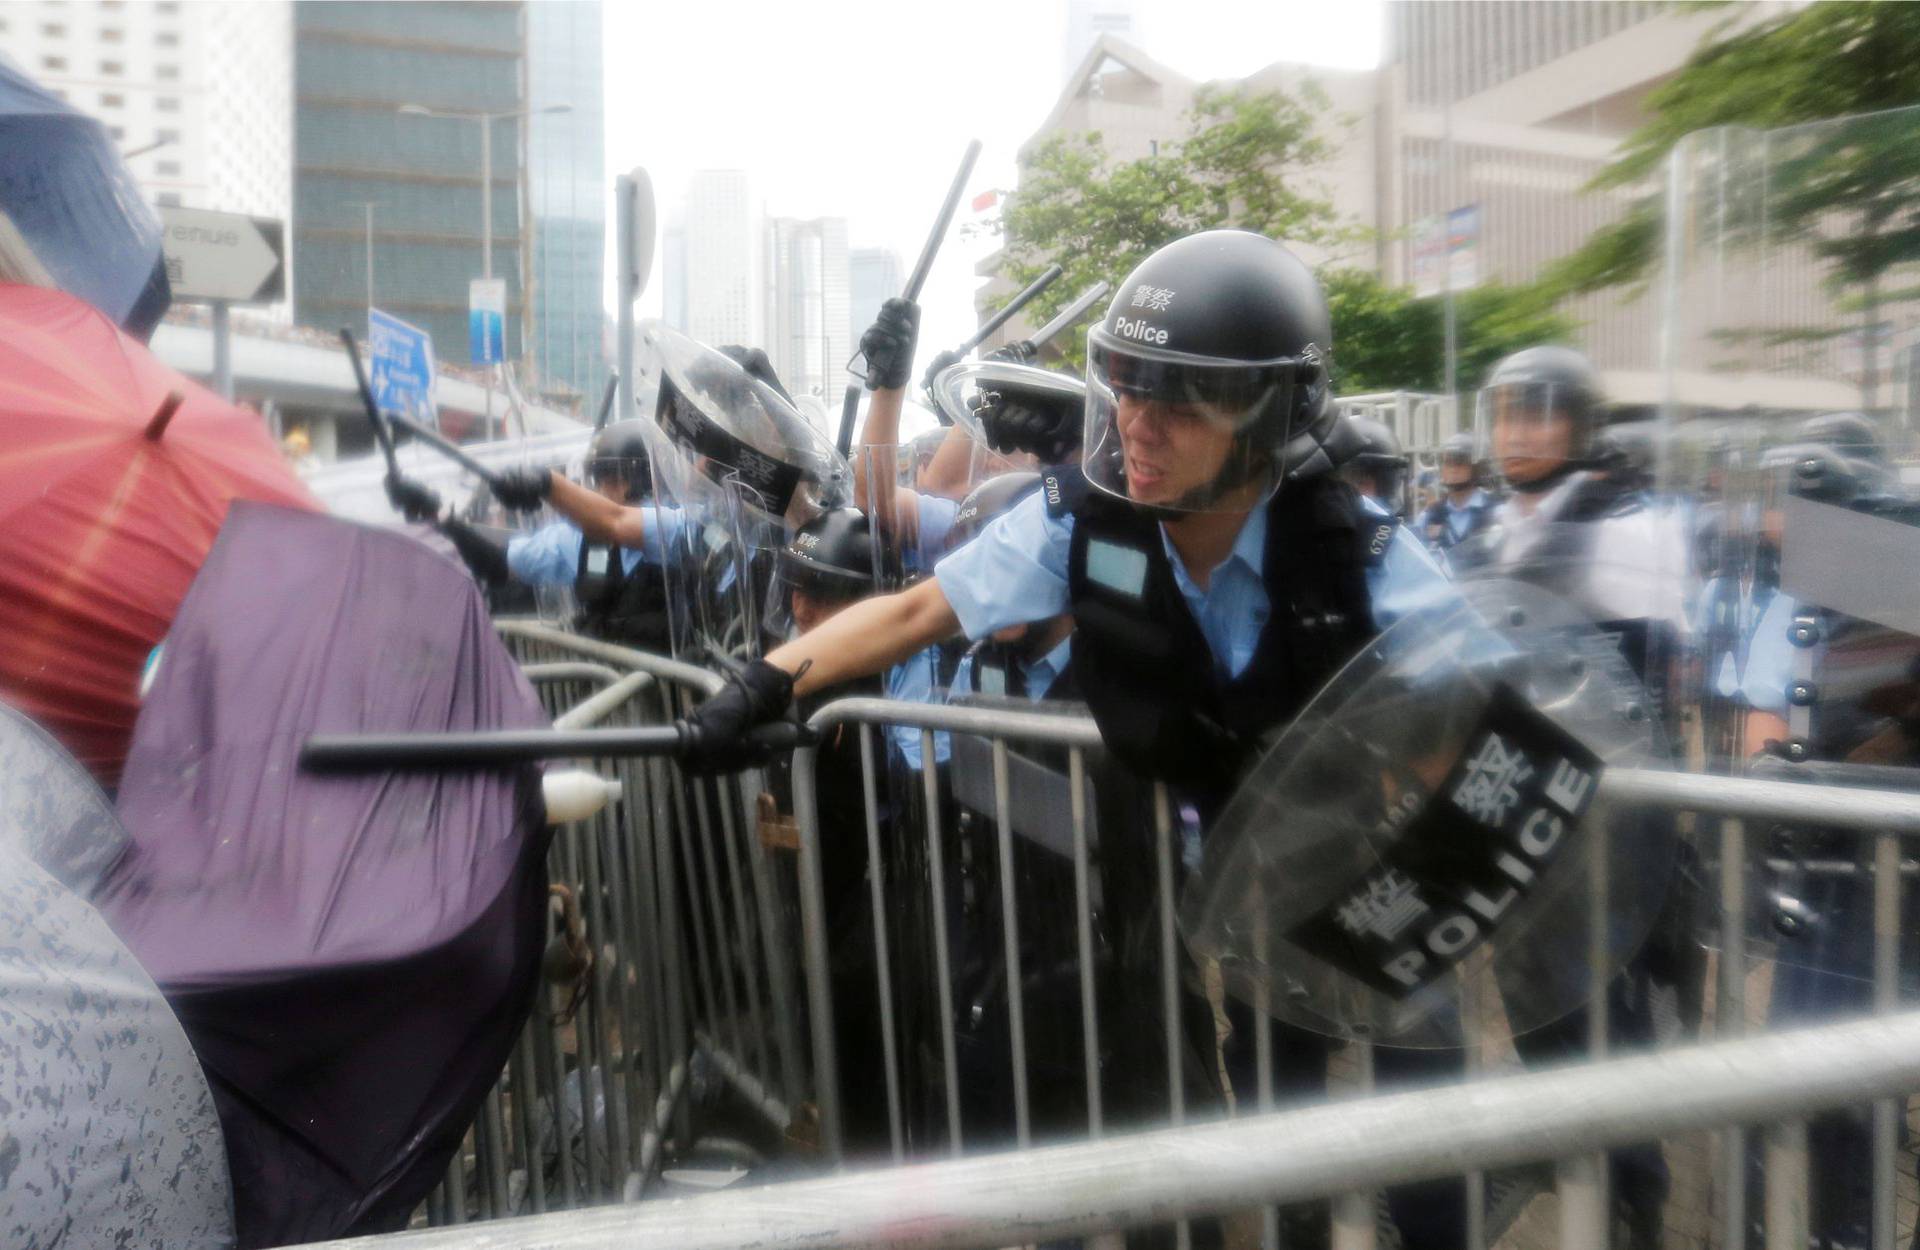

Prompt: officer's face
xmin=1114 ymin=392 xmax=1235 ymax=506
xmin=1492 ymin=403 xmax=1572 ymax=485
xmin=590 ymin=474 xmax=628 ymax=504
xmin=1440 ymin=458 xmax=1474 ymax=489
xmin=791 ymin=589 xmax=853 ymax=635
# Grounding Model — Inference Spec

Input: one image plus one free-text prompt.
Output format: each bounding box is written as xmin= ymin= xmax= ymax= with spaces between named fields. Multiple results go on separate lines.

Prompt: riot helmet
xmin=1082 ymin=230 xmax=1336 ymax=512
xmin=1797 ymin=411 xmax=1885 ymax=465
xmin=772 ymin=507 xmax=874 ymax=636
xmin=1591 ymin=421 xmax=1656 ymax=492
xmin=1479 ymin=345 xmax=1602 ymax=492
xmin=1336 ymin=414 xmax=1408 ymax=512
xmin=584 ymin=419 xmax=654 ymax=503
xmin=948 ymin=470 xmax=1043 ymax=553
xmin=1438 ymin=432 xmax=1477 ymax=489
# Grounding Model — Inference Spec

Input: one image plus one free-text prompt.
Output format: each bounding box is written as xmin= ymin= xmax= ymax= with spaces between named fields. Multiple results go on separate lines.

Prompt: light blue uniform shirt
xmin=951 ymin=635 xmax=1074 ymax=702
xmin=1728 ymin=589 xmax=1800 ymax=713
xmin=911 ymin=493 xmax=961 ymax=574
xmin=1439 ymin=489 xmax=1492 ymax=542
xmin=886 ymin=648 xmax=951 ymax=770
xmin=505 ymin=511 xmax=685 ymax=588
xmin=935 ymin=490 xmax=1453 ymax=681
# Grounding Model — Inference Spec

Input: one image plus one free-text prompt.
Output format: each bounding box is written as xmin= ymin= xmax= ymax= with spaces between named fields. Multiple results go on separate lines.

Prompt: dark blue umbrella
xmin=0 ymin=53 xmax=169 ymax=338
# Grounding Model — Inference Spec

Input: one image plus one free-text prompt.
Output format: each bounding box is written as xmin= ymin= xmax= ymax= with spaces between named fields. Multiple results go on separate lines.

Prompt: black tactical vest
xmin=1047 ymin=465 xmax=1388 ymax=808
xmin=964 ymin=637 xmax=1080 ymax=704
xmin=573 ymin=539 xmax=673 ymax=652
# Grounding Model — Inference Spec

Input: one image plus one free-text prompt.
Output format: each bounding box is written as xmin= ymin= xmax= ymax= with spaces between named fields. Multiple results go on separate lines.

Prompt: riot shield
xmin=1181 ymin=578 xmax=1674 ymax=1049
xmin=633 ymin=321 xmax=852 ymax=662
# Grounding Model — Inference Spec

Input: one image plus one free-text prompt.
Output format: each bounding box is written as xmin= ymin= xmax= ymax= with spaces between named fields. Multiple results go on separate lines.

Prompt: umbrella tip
xmin=144 ymin=390 xmax=185 ymax=442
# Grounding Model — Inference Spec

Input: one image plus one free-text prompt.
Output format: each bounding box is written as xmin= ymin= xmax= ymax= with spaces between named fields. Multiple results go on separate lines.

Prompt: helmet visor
xmin=1478 ymin=382 xmax=1590 ymax=475
xmin=1083 ymin=333 xmax=1305 ymax=512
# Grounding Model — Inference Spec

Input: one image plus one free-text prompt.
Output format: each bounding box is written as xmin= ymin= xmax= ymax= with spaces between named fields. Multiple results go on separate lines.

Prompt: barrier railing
xmin=305 ymin=1010 xmax=1920 ymax=1249
xmin=417 ymin=626 xmax=1920 ymax=1250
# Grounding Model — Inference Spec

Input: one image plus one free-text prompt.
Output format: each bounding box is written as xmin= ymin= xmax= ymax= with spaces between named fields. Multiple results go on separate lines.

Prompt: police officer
xmin=776 ymin=507 xmax=876 ymax=636
xmin=677 ymin=229 xmax=1464 ymax=1248
xmin=1418 ymin=433 xmax=1496 ymax=550
xmin=1337 ymin=413 xmax=1410 ymax=518
xmin=945 ymin=472 xmax=1075 ymax=702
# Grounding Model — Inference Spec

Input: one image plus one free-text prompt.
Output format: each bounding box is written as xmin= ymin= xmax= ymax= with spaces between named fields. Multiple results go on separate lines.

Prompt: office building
xmin=847 ymin=246 xmax=902 ymax=348
xmin=291 ymin=1 xmax=527 ymax=368
xmin=526 ymin=0 xmax=607 ymax=411
xmin=1062 ymin=0 xmax=1135 ymax=82
xmin=673 ymin=169 xmax=761 ymax=348
xmin=765 ymin=216 xmax=850 ymax=404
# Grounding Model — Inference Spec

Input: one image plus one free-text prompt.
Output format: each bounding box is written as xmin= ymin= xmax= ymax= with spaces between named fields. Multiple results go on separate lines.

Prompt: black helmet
xmin=778 ymin=507 xmax=873 ymax=602
xmin=1797 ymin=411 xmax=1884 ymax=464
xmin=1478 ymin=345 xmax=1603 ymax=461
xmin=1337 ymin=414 xmax=1408 ymax=509
xmin=949 ymin=471 xmax=1042 ymax=551
xmin=586 ymin=419 xmax=653 ymax=502
xmin=1439 ymin=432 xmax=1476 ymax=466
xmin=1592 ymin=422 xmax=1656 ymax=490
xmin=1081 ymin=230 xmax=1335 ymax=512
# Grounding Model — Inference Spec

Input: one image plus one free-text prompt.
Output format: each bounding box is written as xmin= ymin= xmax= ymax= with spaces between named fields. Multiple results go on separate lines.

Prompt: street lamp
xmin=345 ymin=201 xmax=380 ymax=310
xmin=395 ymin=102 xmax=571 ymax=283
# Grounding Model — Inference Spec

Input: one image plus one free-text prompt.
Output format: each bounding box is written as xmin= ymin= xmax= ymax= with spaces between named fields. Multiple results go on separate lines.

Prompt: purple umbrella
xmin=97 ymin=501 xmax=551 ymax=1247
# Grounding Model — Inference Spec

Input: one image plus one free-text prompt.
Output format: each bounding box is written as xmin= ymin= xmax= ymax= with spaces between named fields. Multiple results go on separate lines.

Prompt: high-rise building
xmin=1062 ymin=0 xmax=1135 ymax=82
xmin=674 ymin=170 xmax=761 ymax=348
xmin=847 ymin=246 xmax=902 ymax=348
xmin=291 ymin=1 xmax=526 ymax=368
xmin=764 ymin=216 xmax=850 ymax=404
xmin=5 ymin=0 xmax=293 ymax=224
xmin=661 ymin=223 xmax=687 ymax=332
xmin=525 ymin=0 xmax=606 ymax=412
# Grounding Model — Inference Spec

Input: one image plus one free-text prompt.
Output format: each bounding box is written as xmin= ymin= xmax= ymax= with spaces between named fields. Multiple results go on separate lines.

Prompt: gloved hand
xmin=720 ymin=344 xmax=794 ymax=403
xmin=985 ymin=340 xmax=1037 ymax=364
xmin=919 ymin=347 xmax=963 ymax=399
xmin=676 ymin=659 xmax=797 ymax=776
xmin=385 ymin=475 xmax=441 ymax=523
xmin=974 ymin=388 xmax=1083 ymax=463
xmin=491 ymin=465 xmax=553 ymax=512
xmin=858 ymin=297 xmax=919 ymax=391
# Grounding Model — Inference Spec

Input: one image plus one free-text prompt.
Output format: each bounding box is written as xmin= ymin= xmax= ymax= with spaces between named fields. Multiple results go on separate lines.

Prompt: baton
xmin=1026 ymin=280 xmax=1111 ymax=352
xmin=300 ymin=721 xmax=811 ymax=771
xmin=953 ymin=263 xmax=1062 ymax=356
xmin=835 ymin=382 xmax=862 ymax=459
xmin=386 ymin=414 xmax=505 ymax=488
xmin=903 ymin=138 xmax=982 ymax=302
xmin=339 ymin=328 xmax=400 ymax=484
xmin=591 ymin=372 xmax=620 ymax=432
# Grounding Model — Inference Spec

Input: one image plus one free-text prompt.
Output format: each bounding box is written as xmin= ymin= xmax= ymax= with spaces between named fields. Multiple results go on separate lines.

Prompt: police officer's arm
xmin=768 ymin=577 xmax=961 ymax=697
xmin=541 ymin=471 xmax=649 ymax=548
xmin=852 ymin=385 xmax=906 ymax=513
xmin=918 ymin=427 xmax=983 ymax=501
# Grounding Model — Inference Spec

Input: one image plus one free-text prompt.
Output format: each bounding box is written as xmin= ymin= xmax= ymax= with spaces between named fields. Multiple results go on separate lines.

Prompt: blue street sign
xmin=368 ymin=308 xmax=437 ymax=426
xmin=469 ymin=278 xmax=505 ymax=366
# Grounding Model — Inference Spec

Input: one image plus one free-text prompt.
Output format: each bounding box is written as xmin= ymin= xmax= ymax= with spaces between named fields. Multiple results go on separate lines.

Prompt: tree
xmin=1541 ymin=2 xmax=1920 ymax=399
xmin=991 ymin=82 xmax=1365 ymax=365
xmin=1321 ymin=268 xmax=1576 ymax=395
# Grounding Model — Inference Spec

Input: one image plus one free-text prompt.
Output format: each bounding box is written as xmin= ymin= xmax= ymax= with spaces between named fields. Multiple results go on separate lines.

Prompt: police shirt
xmin=885 ymin=648 xmax=950 ymax=771
xmin=1435 ymin=489 xmax=1493 ymax=543
xmin=504 ymin=511 xmax=686 ymax=587
xmin=1719 ymin=588 xmax=1800 ymax=714
xmin=951 ymin=635 xmax=1074 ymax=702
xmin=1491 ymin=473 xmax=1692 ymax=634
xmin=934 ymin=489 xmax=1454 ymax=680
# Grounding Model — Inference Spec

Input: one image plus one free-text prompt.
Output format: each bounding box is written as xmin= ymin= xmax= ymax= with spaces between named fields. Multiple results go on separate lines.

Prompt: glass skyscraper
xmin=291 ymin=1 xmax=525 ymax=369
xmin=526 ymin=0 xmax=607 ymax=412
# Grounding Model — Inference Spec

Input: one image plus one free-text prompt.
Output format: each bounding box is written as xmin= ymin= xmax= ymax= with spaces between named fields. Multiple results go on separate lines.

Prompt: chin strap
xmin=1507 ymin=460 xmax=1580 ymax=495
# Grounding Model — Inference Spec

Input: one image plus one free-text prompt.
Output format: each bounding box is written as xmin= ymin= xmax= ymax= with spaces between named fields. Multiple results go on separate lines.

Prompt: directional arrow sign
xmin=159 ymin=207 xmax=285 ymax=304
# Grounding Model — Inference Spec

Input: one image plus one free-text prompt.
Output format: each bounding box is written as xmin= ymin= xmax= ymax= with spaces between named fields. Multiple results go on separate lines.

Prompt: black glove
xmin=720 ymin=344 xmax=793 ymax=403
xmin=676 ymin=659 xmax=796 ymax=776
xmin=385 ymin=475 xmax=441 ymax=523
xmin=919 ymin=347 xmax=962 ymax=400
xmin=985 ymin=340 xmax=1036 ymax=364
xmin=858 ymin=297 xmax=919 ymax=391
xmin=439 ymin=518 xmax=511 ymax=586
xmin=974 ymin=387 xmax=1082 ymax=463
xmin=491 ymin=465 xmax=553 ymax=512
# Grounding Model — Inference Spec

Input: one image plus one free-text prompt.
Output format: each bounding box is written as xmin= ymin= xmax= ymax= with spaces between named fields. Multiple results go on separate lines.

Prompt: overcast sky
xmin=603 ymin=0 xmax=1384 ymax=366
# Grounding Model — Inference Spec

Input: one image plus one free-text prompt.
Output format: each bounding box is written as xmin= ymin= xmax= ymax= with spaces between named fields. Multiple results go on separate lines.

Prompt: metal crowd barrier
xmin=406 ymin=625 xmax=1920 ymax=1250
xmin=307 ymin=1011 xmax=1920 ymax=1249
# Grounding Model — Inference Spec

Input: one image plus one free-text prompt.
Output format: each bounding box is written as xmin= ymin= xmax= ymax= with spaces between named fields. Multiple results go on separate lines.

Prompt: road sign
xmin=1412 ymin=204 xmax=1482 ymax=300
xmin=368 ymin=308 xmax=437 ymax=425
xmin=158 ymin=207 xmax=284 ymax=304
xmin=469 ymin=278 xmax=505 ymax=365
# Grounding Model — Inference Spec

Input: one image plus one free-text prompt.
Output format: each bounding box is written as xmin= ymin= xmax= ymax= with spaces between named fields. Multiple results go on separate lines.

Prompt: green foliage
xmin=991 ymin=82 xmax=1363 ymax=366
xmin=1321 ymin=268 xmax=1577 ymax=394
xmin=1547 ymin=2 xmax=1920 ymax=299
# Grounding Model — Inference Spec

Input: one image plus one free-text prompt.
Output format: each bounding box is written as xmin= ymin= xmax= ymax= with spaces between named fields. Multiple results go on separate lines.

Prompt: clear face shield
xmin=1479 ymin=382 xmax=1587 ymax=486
xmin=1081 ymin=330 xmax=1307 ymax=513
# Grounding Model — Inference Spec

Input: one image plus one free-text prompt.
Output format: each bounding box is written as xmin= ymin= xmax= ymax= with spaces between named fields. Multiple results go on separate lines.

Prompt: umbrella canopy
xmin=0 ymin=54 xmax=169 ymax=336
xmin=0 ymin=284 xmax=316 ymax=785
xmin=99 ymin=501 xmax=550 ymax=1246
xmin=0 ymin=699 xmax=232 ymax=1250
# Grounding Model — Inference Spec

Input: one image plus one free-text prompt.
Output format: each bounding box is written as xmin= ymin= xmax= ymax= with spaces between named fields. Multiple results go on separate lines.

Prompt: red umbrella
xmin=0 ymin=284 xmax=317 ymax=784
